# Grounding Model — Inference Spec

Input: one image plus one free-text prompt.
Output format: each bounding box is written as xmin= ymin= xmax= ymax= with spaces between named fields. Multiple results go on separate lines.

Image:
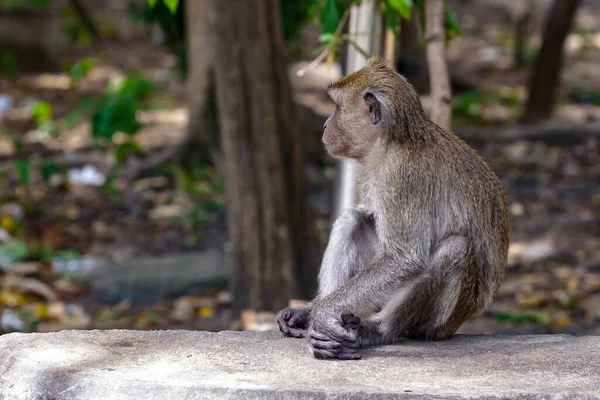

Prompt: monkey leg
xmin=317 ymin=207 xmax=378 ymax=298
xmin=278 ymin=207 xmax=377 ymax=340
xmin=363 ymin=236 xmax=473 ymax=346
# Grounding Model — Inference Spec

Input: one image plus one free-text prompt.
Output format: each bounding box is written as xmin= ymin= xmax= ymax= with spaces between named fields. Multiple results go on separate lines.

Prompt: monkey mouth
xmin=323 ymin=141 xmax=345 ymax=156
xmin=324 ymin=141 xmax=339 ymax=150
xmin=322 ymin=137 xmax=338 ymax=147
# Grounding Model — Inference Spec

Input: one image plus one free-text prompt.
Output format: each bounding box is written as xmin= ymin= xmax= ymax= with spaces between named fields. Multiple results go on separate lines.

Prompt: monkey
xmin=277 ymin=56 xmax=509 ymax=360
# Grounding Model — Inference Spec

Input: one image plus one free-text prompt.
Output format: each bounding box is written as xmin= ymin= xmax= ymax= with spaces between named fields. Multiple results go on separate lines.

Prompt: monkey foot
xmin=277 ymin=308 xmax=309 ymax=339
xmin=308 ymin=314 xmax=362 ymax=360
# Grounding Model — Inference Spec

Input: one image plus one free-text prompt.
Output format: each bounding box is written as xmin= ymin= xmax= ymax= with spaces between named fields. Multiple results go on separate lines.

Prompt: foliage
xmin=0 ymin=239 xmax=28 ymax=269
xmin=567 ymin=87 xmax=600 ymax=106
xmin=171 ymin=158 xmax=225 ymax=230
xmin=30 ymin=101 xmax=58 ymax=139
xmin=61 ymin=70 xmax=154 ymax=175
xmin=280 ymin=0 xmax=318 ymax=43
xmin=452 ymin=88 xmax=522 ymax=124
xmin=308 ymin=0 xmax=461 ymax=67
xmin=312 ymin=0 xmax=461 ymax=37
xmin=132 ymin=0 xmax=186 ymax=77
xmin=67 ymin=74 xmax=153 ymax=148
xmin=68 ymin=58 xmax=96 ymax=87
xmin=59 ymin=6 xmax=93 ymax=45
xmin=0 ymin=52 xmax=18 ymax=78
xmin=147 ymin=0 xmax=180 ymax=14
xmin=281 ymin=0 xmax=322 ymax=58
xmin=0 ymin=0 xmax=49 ymax=9
xmin=496 ymin=311 xmax=551 ymax=325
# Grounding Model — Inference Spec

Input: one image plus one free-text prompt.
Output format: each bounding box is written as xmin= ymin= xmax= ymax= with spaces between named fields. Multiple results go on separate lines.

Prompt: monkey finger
xmin=337 ymin=349 xmax=362 ymax=360
xmin=277 ymin=316 xmax=290 ymax=334
xmin=309 ymin=331 xmax=331 ymax=341
xmin=309 ymin=337 xmax=342 ymax=350
xmin=341 ymin=339 xmax=360 ymax=349
xmin=330 ymin=326 xmax=357 ymax=343
xmin=288 ymin=314 xmax=307 ymax=329
xmin=288 ymin=327 xmax=307 ymax=339
xmin=312 ymin=348 xmax=337 ymax=360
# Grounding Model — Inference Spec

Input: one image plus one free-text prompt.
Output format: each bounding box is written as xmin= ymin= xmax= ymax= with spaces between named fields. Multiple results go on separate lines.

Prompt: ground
xmin=0 ymin=0 xmax=599 ymax=336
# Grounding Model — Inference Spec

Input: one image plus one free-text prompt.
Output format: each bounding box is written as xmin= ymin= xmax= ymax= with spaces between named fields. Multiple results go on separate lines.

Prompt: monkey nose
xmin=322 ymin=123 xmax=327 ymax=133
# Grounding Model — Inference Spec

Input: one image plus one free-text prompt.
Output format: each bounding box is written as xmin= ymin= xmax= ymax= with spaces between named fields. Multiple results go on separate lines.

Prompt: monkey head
xmin=322 ymin=56 xmax=425 ymax=161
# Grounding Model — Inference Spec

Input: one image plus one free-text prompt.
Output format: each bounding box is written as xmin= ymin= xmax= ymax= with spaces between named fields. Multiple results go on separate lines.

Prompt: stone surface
xmin=1 ymin=330 xmax=599 ymax=399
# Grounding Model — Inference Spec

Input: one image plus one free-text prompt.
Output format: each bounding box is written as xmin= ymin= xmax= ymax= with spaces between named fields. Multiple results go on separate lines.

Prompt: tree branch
xmin=521 ymin=0 xmax=581 ymax=124
xmin=67 ymin=0 xmax=126 ymax=71
xmin=424 ymin=0 xmax=452 ymax=130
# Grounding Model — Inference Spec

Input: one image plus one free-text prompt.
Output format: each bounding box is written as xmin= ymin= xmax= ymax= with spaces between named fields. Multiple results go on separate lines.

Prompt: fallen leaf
xmin=4 ymin=276 xmax=59 ymax=302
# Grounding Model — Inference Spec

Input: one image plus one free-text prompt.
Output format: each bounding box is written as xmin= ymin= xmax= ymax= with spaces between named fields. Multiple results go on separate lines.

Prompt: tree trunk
xmin=522 ymin=0 xmax=581 ymax=124
xmin=396 ymin=7 xmax=429 ymax=93
xmin=206 ymin=0 xmax=321 ymax=313
xmin=513 ymin=0 xmax=533 ymax=68
xmin=182 ymin=0 xmax=219 ymax=165
xmin=123 ymin=0 xmax=218 ymax=181
xmin=425 ymin=0 xmax=452 ymax=130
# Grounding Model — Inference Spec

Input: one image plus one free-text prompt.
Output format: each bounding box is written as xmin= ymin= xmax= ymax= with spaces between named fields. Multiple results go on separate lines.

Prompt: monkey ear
xmin=364 ymin=92 xmax=382 ymax=125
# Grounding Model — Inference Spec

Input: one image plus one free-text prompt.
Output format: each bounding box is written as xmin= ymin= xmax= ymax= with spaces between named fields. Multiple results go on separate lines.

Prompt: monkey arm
xmin=313 ymin=253 xmax=424 ymax=316
xmin=317 ymin=207 xmax=378 ymax=299
xmin=278 ymin=206 xmax=377 ymax=340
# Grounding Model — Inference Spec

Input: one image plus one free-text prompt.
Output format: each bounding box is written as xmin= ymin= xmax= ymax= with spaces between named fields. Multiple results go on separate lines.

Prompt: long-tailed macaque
xmin=278 ymin=57 xmax=509 ymax=360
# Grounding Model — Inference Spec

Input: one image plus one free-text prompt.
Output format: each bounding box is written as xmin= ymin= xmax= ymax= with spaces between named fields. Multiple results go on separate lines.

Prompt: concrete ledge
xmin=0 ymin=330 xmax=599 ymax=399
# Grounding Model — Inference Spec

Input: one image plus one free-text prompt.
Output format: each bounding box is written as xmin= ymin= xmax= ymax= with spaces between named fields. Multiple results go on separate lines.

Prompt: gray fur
xmin=277 ymin=56 xmax=509 ymax=360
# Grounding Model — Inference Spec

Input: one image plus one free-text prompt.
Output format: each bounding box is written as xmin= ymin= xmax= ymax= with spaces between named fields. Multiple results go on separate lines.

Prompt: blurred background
xmin=0 ymin=0 xmax=598 ymax=336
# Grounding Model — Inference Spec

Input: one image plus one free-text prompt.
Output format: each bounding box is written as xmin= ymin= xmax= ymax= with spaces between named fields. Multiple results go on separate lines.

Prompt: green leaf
xmin=163 ymin=0 xmax=179 ymax=14
xmin=115 ymin=140 xmax=142 ymax=164
xmin=414 ymin=0 xmax=425 ymax=34
xmin=147 ymin=0 xmax=159 ymax=7
xmin=495 ymin=311 xmax=551 ymax=325
xmin=92 ymin=93 xmax=141 ymax=140
xmin=444 ymin=5 xmax=462 ymax=38
xmin=0 ymin=239 xmax=29 ymax=270
xmin=383 ymin=6 xmax=400 ymax=36
xmin=388 ymin=0 xmax=413 ymax=20
xmin=31 ymin=101 xmax=53 ymax=124
xmin=119 ymin=75 xmax=154 ymax=99
xmin=319 ymin=33 xmax=336 ymax=44
xmin=349 ymin=40 xmax=369 ymax=60
xmin=65 ymin=98 xmax=97 ymax=129
xmin=37 ymin=120 xmax=58 ymax=138
xmin=102 ymin=171 xmax=119 ymax=199
xmin=69 ymin=58 xmax=95 ymax=85
xmin=320 ymin=0 xmax=342 ymax=34
xmin=0 ymin=52 xmax=18 ymax=78
xmin=40 ymin=162 xmax=64 ymax=184
xmin=13 ymin=159 xmax=31 ymax=187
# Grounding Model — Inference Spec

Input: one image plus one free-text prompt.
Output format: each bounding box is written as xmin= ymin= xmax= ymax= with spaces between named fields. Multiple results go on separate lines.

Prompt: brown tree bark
xmin=205 ymin=0 xmax=321 ymax=313
xmin=522 ymin=0 xmax=581 ymax=124
xmin=396 ymin=7 xmax=429 ymax=93
xmin=513 ymin=0 xmax=534 ymax=68
xmin=425 ymin=0 xmax=452 ymax=130
xmin=181 ymin=0 xmax=219 ymax=165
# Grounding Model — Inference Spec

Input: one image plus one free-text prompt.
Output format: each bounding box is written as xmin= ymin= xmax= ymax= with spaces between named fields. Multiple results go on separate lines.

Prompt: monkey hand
xmin=308 ymin=307 xmax=361 ymax=360
xmin=277 ymin=307 xmax=310 ymax=338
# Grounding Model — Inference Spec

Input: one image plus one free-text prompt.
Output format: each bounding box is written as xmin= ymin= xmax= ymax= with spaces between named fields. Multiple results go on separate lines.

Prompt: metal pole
xmin=332 ymin=0 xmax=379 ymax=220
